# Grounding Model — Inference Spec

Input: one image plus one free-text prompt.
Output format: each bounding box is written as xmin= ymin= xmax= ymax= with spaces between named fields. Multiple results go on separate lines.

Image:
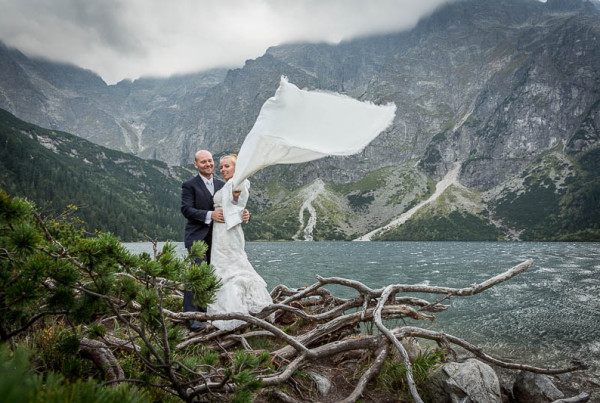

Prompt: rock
xmin=404 ymin=337 xmax=423 ymax=363
xmin=512 ymin=371 xmax=564 ymax=402
xmin=392 ymin=337 xmax=422 ymax=363
xmin=306 ymin=371 xmax=332 ymax=396
xmin=426 ymin=358 xmax=502 ymax=403
xmin=556 ymin=372 xmax=573 ymax=383
xmin=551 ymin=392 xmax=591 ymax=403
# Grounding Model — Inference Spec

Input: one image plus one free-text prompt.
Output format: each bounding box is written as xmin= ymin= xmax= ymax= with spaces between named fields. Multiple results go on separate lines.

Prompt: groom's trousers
xmin=183 ymin=235 xmax=212 ymax=314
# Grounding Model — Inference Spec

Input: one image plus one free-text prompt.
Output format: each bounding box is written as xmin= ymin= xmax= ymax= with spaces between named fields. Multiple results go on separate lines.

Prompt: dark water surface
xmin=124 ymin=241 xmax=600 ymax=378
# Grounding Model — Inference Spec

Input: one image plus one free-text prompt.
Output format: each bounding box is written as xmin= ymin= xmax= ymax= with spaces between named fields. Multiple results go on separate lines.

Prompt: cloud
xmin=0 ymin=0 xmax=453 ymax=84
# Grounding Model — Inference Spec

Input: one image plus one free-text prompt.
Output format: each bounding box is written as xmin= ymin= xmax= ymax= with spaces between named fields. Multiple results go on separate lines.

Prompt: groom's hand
xmin=242 ymin=209 xmax=250 ymax=224
xmin=212 ymin=208 xmax=224 ymax=223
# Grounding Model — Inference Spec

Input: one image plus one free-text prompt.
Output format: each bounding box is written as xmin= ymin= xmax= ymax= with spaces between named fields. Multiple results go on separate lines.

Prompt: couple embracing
xmin=181 ymin=150 xmax=272 ymax=332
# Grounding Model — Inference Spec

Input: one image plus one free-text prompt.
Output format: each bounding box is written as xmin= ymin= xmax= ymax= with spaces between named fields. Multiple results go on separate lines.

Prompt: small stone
xmin=306 ymin=371 xmax=332 ymax=396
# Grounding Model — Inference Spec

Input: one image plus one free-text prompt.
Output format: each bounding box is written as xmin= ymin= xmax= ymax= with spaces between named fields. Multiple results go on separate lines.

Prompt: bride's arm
xmin=223 ymin=180 xmax=250 ymax=230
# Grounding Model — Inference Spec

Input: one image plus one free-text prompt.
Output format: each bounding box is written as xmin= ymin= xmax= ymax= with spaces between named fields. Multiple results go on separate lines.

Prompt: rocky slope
xmin=0 ymin=41 xmax=227 ymax=157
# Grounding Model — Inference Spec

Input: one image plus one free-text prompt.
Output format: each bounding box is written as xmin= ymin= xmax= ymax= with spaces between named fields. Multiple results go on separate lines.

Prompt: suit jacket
xmin=181 ymin=175 xmax=225 ymax=250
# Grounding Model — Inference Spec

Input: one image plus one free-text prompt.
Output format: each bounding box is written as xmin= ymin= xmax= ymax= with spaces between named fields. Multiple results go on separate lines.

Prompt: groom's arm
xmin=181 ymin=182 xmax=210 ymax=222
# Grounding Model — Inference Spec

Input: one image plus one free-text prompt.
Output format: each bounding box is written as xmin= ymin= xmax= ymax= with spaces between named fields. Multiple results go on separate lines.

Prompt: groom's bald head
xmin=194 ymin=150 xmax=214 ymax=179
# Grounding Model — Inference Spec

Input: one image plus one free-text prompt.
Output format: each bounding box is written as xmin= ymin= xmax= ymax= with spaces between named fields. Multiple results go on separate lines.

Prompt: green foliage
xmin=176 ymin=344 xmax=221 ymax=375
xmin=490 ymin=147 xmax=600 ymax=241
xmin=332 ymin=167 xmax=389 ymax=194
xmin=0 ymin=108 xmax=188 ymax=241
xmin=245 ymin=206 xmax=301 ymax=241
xmin=0 ymin=345 xmax=148 ymax=402
xmin=0 ymin=189 xmax=222 ymax=400
xmin=494 ymin=180 xmax=561 ymax=239
xmin=376 ymin=210 xmax=502 ymax=241
xmin=553 ymin=229 xmax=600 ymax=242
xmin=385 ymin=170 xmax=433 ymax=208
xmin=222 ymin=350 xmax=266 ymax=402
xmin=374 ymin=348 xmax=445 ymax=400
xmin=199 ymin=348 xmax=220 ymax=367
xmin=347 ymin=192 xmax=374 ymax=210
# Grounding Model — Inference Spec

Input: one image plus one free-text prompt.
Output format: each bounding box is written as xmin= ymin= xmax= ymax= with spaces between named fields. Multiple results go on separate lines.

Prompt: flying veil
xmin=231 ymin=76 xmax=397 ymax=190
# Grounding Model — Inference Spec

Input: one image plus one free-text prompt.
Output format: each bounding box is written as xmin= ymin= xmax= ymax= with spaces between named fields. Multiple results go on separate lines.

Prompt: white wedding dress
xmin=207 ymin=179 xmax=273 ymax=330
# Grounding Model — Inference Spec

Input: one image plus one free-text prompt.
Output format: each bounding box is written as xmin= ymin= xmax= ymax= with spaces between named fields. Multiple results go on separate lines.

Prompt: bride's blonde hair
xmin=220 ymin=154 xmax=237 ymax=165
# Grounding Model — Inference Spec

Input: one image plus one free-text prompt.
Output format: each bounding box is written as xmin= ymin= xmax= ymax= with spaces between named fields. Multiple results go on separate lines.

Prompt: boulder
xmin=512 ymin=371 xmax=564 ymax=402
xmin=306 ymin=371 xmax=332 ymax=396
xmin=426 ymin=358 xmax=502 ymax=403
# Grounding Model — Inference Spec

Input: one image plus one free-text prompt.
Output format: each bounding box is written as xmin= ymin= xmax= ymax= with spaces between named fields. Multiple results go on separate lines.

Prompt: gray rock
xmin=306 ymin=371 xmax=332 ymax=396
xmin=426 ymin=358 xmax=502 ymax=403
xmin=551 ymin=392 xmax=590 ymax=403
xmin=513 ymin=371 xmax=564 ymax=403
xmin=396 ymin=337 xmax=422 ymax=363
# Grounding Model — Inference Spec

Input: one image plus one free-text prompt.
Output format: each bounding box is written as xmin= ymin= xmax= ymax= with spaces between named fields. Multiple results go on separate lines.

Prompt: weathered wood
xmin=392 ymin=326 xmax=587 ymax=374
xmin=340 ymin=342 xmax=389 ymax=403
xmin=79 ymin=337 xmax=125 ymax=382
xmin=98 ymin=258 xmax=589 ymax=400
xmin=375 ymin=285 xmax=423 ymax=403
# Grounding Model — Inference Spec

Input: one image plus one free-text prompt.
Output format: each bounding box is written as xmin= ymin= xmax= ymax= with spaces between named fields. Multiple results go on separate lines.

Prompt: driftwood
xmin=79 ymin=337 xmax=125 ymax=382
xmin=96 ymin=258 xmax=588 ymax=401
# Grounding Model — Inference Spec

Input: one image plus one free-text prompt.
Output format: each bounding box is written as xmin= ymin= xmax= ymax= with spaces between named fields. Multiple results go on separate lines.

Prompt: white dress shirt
xmin=201 ymin=175 xmax=214 ymax=224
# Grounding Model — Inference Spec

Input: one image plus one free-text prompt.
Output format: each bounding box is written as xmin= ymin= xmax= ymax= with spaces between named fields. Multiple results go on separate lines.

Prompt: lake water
xmin=124 ymin=241 xmax=600 ymax=379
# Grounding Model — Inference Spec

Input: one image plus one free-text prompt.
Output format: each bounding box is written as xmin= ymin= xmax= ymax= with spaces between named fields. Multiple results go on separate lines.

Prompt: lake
xmin=124 ymin=241 xmax=600 ymax=379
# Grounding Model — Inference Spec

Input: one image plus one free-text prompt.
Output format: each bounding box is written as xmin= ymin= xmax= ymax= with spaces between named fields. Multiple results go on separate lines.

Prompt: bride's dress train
xmin=207 ymin=179 xmax=272 ymax=330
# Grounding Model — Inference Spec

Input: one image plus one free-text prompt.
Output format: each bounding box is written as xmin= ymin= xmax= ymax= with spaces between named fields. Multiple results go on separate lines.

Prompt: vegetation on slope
xmin=490 ymin=147 xmax=600 ymax=241
xmin=0 ymin=109 xmax=189 ymax=241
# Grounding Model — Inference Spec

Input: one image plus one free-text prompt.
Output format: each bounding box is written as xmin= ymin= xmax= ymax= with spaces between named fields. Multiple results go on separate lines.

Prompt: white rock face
xmin=293 ymin=179 xmax=326 ymax=241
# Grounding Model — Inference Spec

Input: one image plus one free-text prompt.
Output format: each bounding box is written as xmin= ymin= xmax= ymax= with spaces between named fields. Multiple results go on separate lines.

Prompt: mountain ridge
xmin=1 ymin=0 xmax=599 ymax=241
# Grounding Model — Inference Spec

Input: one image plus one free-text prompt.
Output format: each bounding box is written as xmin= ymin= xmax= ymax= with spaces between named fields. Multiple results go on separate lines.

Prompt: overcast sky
xmin=0 ymin=0 xmax=455 ymax=85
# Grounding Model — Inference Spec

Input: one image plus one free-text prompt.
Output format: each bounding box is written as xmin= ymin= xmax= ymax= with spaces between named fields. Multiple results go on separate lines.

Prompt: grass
xmin=374 ymin=347 xmax=446 ymax=401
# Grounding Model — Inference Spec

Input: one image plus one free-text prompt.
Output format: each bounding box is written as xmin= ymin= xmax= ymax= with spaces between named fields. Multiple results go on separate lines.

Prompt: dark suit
xmin=180 ymin=174 xmax=224 ymax=313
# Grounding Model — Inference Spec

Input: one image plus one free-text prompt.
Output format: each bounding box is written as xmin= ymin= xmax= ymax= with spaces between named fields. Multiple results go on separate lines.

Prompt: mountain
xmin=0 ymin=41 xmax=227 ymax=158
xmin=0 ymin=108 xmax=192 ymax=241
xmin=1 ymin=0 xmax=599 ymax=241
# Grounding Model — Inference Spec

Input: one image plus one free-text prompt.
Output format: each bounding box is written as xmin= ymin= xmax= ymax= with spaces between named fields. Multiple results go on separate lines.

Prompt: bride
xmin=207 ymin=154 xmax=273 ymax=330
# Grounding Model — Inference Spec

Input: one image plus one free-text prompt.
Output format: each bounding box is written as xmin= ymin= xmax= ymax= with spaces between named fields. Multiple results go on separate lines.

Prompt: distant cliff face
xmin=0 ymin=43 xmax=227 ymax=158
xmin=1 ymin=0 xmax=599 ymax=241
xmin=177 ymin=0 xmax=600 ymax=188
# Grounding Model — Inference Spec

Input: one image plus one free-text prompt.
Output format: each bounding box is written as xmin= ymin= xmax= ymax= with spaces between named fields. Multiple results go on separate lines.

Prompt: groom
xmin=181 ymin=149 xmax=224 ymax=331
xmin=181 ymin=149 xmax=248 ymax=332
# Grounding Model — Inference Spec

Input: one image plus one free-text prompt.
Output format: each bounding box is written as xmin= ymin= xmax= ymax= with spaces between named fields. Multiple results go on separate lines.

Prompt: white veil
xmin=231 ymin=76 xmax=396 ymax=190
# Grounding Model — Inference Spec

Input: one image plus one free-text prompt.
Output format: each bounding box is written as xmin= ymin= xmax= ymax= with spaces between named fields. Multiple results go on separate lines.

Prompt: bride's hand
xmin=212 ymin=208 xmax=224 ymax=223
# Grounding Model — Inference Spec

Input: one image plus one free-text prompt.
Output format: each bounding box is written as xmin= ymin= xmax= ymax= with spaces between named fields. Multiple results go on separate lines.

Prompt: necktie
xmin=206 ymin=180 xmax=214 ymax=195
